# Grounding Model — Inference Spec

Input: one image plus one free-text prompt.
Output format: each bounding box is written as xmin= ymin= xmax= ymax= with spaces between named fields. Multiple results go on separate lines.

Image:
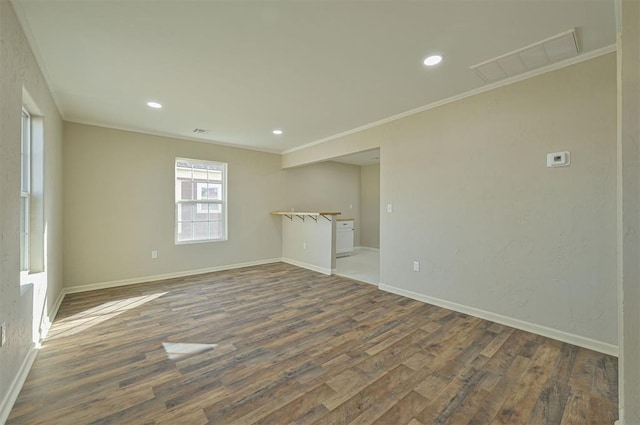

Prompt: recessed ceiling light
xmin=147 ymin=101 xmax=162 ymax=109
xmin=423 ymin=55 xmax=443 ymax=66
xmin=272 ymin=129 xmax=283 ymax=135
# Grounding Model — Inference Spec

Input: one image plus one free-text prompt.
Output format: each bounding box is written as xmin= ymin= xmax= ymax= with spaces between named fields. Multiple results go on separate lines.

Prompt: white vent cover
xmin=471 ymin=29 xmax=579 ymax=83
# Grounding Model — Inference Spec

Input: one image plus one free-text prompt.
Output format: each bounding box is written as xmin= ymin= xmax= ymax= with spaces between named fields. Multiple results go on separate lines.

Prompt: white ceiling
xmin=13 ymin=1 xmax=616 ymax=154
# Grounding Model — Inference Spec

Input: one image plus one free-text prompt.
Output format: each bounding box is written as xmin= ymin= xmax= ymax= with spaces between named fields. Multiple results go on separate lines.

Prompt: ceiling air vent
xmin=470 ymin=29 xmax=579 ymax=83
xmin=192 ymin=128 xmax=209 ymax=134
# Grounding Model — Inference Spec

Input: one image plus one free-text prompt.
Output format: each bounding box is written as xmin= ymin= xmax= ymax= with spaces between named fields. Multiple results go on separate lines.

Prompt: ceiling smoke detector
xmin=470 ymin=29 xmax=579 ymax=84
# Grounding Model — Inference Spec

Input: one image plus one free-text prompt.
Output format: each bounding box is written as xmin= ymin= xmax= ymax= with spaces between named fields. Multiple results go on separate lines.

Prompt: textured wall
xmin=284 ymin=161 xmax=361 ymax=246
xmin=0 ymin=1 xmax=64 ymax=420
xmin=360 ymin=164 xmax=380 ymax=248
xmin=63 ymin=123 xmax=285 ymax=288
xmin=283 ymin=54 xmax=618 ymax=348
xmin=617 ymin=0 xmax=640 ymax=421
xmin=63 ymin=124 xmax=362 ymax=288
xmin=282 ymin=217 xmax=336 ymax=274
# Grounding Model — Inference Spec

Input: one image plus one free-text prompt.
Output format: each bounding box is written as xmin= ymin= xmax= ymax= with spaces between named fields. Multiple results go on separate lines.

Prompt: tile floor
xmin=335 ymin=247 xmax=379 ymax=285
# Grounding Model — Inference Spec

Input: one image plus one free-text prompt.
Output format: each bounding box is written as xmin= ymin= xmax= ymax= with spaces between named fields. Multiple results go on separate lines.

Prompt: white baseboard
xmin=0 ymin=343 xmax=37 ymax=425
xmin=38 ymin=289 xmax=65 ymax=345
xmin=0 ymin=286 xmax=68 ymax=424
xmin=379 ymin=283 xmax=619 ymax=357
xmin=63 ymin=258 xmax=282 ymax=294
xmin=280 ymin=258 xmax=332 ymax=275
xmin=355 ymin=246 xmax=380 ymax=252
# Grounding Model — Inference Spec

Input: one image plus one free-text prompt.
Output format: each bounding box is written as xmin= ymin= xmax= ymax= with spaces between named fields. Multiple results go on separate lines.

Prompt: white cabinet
xmin=336 ymin=220 xmax=354 ymax=257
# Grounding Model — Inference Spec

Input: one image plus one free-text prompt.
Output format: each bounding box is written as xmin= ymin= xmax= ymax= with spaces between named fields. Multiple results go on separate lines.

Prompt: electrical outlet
xmin=387 ymin=203 xmax=393 ymax=213
xmin=413 ymin=261 xmax=420 ymax=272
xmin=0 ymin=322 xmax=6 ymax=347
xmin=303 ymin=242 xmax=307 ymax=250
xmin=151 ymin=250 xmax=158 ymax=259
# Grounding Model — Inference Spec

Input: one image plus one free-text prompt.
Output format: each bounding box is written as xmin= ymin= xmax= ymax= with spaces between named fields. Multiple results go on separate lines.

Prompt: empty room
xmin=1 ymin=0 xmax=639 ymax=424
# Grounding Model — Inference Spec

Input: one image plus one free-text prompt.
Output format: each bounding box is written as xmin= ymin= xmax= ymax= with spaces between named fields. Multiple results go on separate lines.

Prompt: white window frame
xmin=175 ymin=158 xmax=228 ymax=244
xmin=20 ymin=108 xmax=31 ymax=272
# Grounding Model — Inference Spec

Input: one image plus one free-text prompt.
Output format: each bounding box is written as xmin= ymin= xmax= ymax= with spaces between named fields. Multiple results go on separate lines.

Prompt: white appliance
xmin=336 ymin=219 xmax=354 ymax=257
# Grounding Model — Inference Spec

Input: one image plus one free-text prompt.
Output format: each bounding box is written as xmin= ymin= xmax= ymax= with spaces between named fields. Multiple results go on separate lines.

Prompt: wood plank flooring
xmin=8 ymin=263 xmax=618 ymax=424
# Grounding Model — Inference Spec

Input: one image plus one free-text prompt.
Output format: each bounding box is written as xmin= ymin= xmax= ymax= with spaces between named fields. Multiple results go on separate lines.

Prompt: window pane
xmin=193 ymin=222 xmax=209 ymax=240
xmin=175 ymin=165 xmax=192 ymax=180
xmin=177 ymin=221 xmax=193 ymax=242
xmin=21 ymin=111 xmax=29 ymax=193
xmin=20 ymin=196 xmax=28 ymax=271
xmin=207 ymin=203 xmax=222 ymax=221
xmin=178 ymin=203 xmax=195 ymax=221
xmin=193 ymin=202 xmax=206 ymax=216
xmin=177 ymin=181 xmax=195 ymax=201
xmin=208 ymin=169 xmax=223 ymax=182
xmin=194 ymin=183 xmax=220 ymax=201
xmin=193 ymin=168 xmax=208 ymax=181
xmin=206 ymin=183 xmax=221 ymax=201
xmin=210 ymin=221 xmax=223 ymax=240
xmin=195 ymin=182 xmax=207 ymax=200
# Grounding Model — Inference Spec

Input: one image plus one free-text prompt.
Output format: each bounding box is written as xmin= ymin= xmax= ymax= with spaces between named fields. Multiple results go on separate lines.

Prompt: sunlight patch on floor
xmin=49 ymin=292 xmax=168 ymax=337
xmin=162 ymin=342 xmax=217 ymax=361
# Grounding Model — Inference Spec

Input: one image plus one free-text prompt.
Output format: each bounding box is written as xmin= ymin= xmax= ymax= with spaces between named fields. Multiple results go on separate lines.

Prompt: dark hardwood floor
xmin=8 ymin=263 xmax=618 ymax=424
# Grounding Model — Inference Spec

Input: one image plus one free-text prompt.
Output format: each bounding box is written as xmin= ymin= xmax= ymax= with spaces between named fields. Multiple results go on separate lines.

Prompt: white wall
xmin=0 ymin=1 xmax=64 ymax=421
xmin=283 ymin=53 xmax=618 ymax=352
xmin=360 ymin=164 xmax=380 ymax=249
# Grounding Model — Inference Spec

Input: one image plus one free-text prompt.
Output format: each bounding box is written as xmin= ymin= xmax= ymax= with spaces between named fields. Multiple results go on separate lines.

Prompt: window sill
xmin=20 ymin=270 xmax=46 ymax=296
xmin=20 ymin=270 xmax=34 ymax=296
xmin=175 ymin=238 xmax=228 ymax=245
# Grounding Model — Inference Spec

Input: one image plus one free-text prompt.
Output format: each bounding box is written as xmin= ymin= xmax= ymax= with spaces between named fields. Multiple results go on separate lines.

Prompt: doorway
xmin=331 ymin=148 xmax=380 ymax=285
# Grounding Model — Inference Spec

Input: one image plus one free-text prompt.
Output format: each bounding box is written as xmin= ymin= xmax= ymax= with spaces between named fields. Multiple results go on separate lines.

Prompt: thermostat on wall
xmin=547 ymin=151 xmax=570 ymax=167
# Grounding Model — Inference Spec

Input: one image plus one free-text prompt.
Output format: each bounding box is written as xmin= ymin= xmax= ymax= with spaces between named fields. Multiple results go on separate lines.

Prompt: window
xmin=20 ymin=108 xmax=30 ymax=271
xmin=175 ymin=158 xmax=227 ymax=243
xmin=20 ymin=91 xmax=45 ymax=281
